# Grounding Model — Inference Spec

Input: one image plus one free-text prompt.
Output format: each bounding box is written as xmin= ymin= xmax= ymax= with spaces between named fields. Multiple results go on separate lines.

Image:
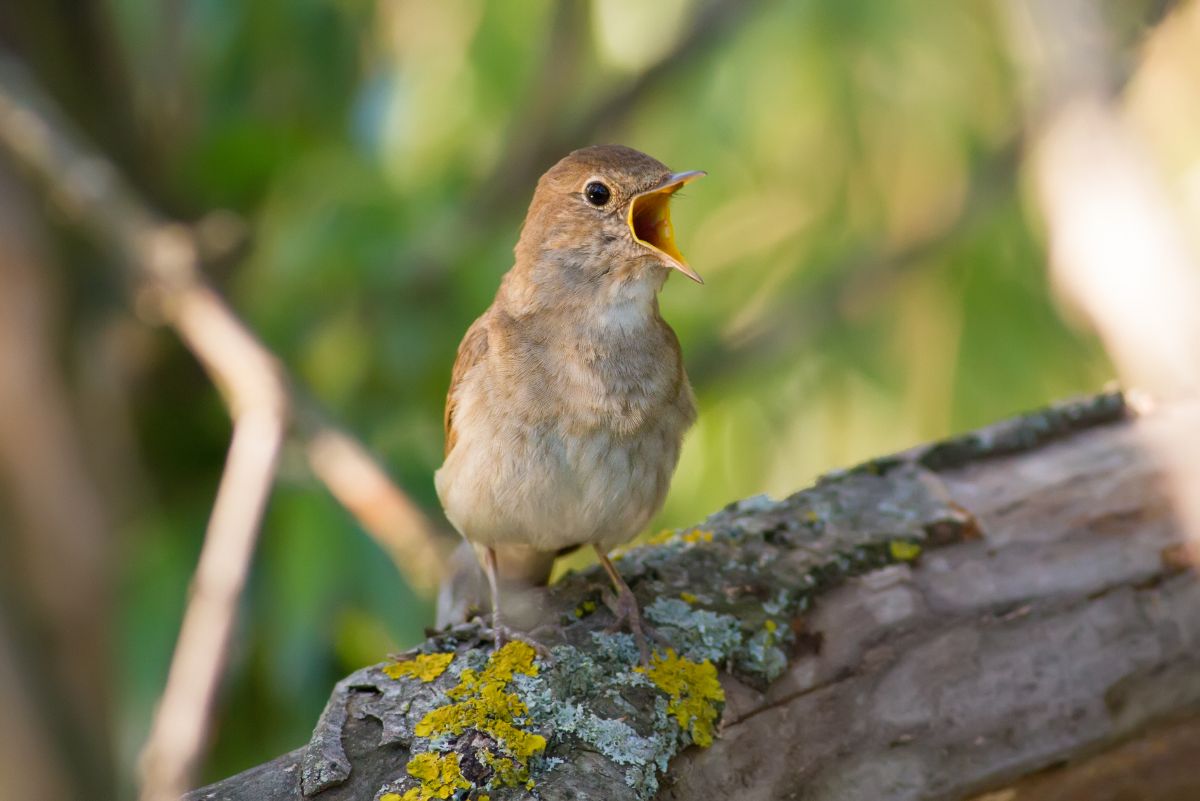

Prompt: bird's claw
xmin=485 ymin=620 xmax=553 ymax=660
xmin=601 ymin=587 xmax=662 ymax=665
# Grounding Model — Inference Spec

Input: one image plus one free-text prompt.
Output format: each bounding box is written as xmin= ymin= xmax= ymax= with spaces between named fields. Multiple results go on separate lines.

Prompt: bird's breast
xmin=553 ymin=321 xmax=689 ymax=434
xmin=435 ymin=314 xmax=695 ymax=553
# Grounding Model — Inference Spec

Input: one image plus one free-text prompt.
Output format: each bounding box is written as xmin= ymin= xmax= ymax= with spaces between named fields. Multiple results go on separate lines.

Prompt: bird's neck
xmin=586 ymin=273 xmax=662 ymax=335
xmin=497 ymin=258 xmax=666 ymax=334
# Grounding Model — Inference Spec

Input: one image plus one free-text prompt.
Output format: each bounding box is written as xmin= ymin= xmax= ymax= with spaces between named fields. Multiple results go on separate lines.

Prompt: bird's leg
xmin=594 ymin=545 xmax=653 ymax=664
xmin=480 ymin=546 xmax=552 ymax=658
xmin=482 ymin=546 xmax=508 ymax=650
xmin=480 ymin=544 xmax=513 ymax=652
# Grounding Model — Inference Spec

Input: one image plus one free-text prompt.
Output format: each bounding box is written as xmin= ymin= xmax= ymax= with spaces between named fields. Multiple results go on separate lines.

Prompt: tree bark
xmin=188 ymin=393 xmax=1200 ymax=801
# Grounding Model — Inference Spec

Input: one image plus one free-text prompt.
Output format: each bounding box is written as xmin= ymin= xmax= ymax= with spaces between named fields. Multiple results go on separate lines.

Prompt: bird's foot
xmin=601 ymin=586 xmax=661 ymax=665
xmin=484 ymin=619 xmax=552 ymax=660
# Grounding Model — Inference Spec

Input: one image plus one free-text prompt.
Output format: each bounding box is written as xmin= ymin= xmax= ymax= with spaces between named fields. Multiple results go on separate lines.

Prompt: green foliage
xmin=95 ymin=0 xmax=1114 ymax=789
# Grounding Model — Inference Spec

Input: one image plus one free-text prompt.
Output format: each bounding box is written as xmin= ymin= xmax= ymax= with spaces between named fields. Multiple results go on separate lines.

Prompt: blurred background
xmin=1 ymin=0 xmax=1197 ymax=798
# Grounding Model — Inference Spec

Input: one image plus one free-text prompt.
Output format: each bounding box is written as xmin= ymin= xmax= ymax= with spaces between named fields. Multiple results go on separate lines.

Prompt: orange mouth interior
xmin=629 ymin=187 xmax=687 ymax=264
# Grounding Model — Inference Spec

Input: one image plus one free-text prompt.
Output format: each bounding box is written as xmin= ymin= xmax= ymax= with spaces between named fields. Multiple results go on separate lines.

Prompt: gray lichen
xmin=644 ymin=598 xmax=742 ymax=663
xmin=509 ymin=645 xmax=678 ymax=797
xmin=740 ymin=625 xmax=789 ymax=682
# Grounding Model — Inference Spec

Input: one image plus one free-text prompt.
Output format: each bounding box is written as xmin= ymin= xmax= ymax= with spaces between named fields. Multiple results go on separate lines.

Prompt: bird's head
xmin=512 ymin=145 xmax=705 ymax=302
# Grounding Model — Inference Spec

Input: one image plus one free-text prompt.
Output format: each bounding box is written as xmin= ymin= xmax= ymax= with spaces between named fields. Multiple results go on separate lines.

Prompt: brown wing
xmin=444 ymin=315 xmax=490 ymax=457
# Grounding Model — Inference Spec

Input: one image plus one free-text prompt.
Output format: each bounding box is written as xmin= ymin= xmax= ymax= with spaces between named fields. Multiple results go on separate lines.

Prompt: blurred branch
xmin=1001 ymin=0 xmax=1200 ymax=549
xmin=0 ymin=163 xmax=113 ymax=800
xmin=0 ymin=604 xmax=76 ymax=801
xmin=142 ymin=407 xmax=285 ymax=801
xmin=473 ymin=0 xmax=765 ymax=218
xmin=0 ymin=51 xmax=448 ymax=800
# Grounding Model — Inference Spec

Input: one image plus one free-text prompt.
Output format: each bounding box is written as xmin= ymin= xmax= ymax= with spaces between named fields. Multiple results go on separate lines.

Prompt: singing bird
xmin=435 ymin=145 xmax=703 ymax=658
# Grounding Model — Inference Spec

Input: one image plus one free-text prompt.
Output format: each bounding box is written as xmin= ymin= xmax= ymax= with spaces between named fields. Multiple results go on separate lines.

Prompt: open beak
xmin=628 ymin=170 xmax=706 ymax=284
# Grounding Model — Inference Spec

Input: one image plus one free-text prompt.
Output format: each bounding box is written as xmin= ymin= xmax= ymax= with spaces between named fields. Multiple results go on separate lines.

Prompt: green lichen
xmin=383 ymin=652 xmax=455 ymax=683
xmin=637 ymin=649 xmax=725 ymax=747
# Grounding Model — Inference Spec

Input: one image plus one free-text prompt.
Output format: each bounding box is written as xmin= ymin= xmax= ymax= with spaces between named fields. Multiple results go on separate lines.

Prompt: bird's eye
xmin=584 ymin=181 xmax=611 ymax=207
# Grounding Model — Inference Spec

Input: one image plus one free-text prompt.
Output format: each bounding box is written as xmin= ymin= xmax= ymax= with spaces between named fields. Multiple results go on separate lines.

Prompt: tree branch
xmin=188 ymin=393 xmax=1200 ymax=801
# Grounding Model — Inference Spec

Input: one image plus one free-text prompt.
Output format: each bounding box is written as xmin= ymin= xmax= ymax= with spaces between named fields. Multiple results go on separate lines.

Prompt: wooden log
xmin=188 ymin=393 xmax=1200 ymax=801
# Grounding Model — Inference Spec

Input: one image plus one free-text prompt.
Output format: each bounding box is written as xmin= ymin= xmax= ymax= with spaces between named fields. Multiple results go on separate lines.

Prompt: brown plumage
xmin=435 ymin=145 xmax=704 ymax=657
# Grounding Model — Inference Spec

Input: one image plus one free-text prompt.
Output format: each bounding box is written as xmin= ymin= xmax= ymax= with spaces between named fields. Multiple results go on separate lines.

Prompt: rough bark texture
xmin=187 ymin=393 xmax=1200 ymax=801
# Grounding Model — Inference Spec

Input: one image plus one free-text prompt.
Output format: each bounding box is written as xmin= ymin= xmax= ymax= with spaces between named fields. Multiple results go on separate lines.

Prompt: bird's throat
xmin=589 ymin=273 xmax=661 ymax=334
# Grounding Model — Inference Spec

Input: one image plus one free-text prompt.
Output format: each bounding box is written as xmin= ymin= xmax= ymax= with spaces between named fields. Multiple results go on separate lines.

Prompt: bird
xmin=435 ymin=144 xmax=704 ymax=660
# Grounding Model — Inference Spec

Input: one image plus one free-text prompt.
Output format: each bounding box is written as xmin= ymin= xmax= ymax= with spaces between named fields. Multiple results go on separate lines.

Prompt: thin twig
xmin=0 ymin=52 xmax=448 ymax=798
xmin=0 ymin=55 xmax=448 ymax=577
xmin=304 ymin=422 xmax=446 ymax=590
xmin=140 ymin=408 xmax=285 ymax=801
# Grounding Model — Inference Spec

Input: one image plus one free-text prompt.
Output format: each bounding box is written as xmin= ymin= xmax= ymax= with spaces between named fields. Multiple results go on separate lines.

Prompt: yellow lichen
xmin=637 ymin=649 xmax=725 ymax=747
xmin=573 ymin=599 xmax=597 ymax=618
xmin=678 ymin=528 xmax=714 ymax=544
xmin=613 ymin=528 xmax=674 ymax=559
xmin=480 ymin=749 xmax=530 ymax=788
xmin=405 ymin=642 xmax=546 ymax=796
xmin=399 ymin=752 xmax=471 ymax=800
xmin=613 ymin=527 xmax=714 ymax=559
xmin=381 ymin=794 xmax=404 ymax=801
xmin=889 ymin=540 xmax=922 ymax=562
xmin=383 ymin=652 xmax=455 ymax=683
xmin=644 ymin=528 xmax=677 ymax=546
xmin=679 ymin=591 xmax=698 ymax=604
xmin=763 ymin=618 xmax=782 ymax=647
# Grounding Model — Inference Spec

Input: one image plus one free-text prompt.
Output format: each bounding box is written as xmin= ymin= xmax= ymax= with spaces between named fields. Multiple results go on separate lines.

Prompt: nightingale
xmin=435 ymin=144 xmax=704 ymax=660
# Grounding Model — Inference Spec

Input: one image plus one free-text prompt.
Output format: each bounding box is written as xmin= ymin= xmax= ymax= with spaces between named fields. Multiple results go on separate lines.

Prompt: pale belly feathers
xmin=435 ymin=314 xmax=694 ymax=555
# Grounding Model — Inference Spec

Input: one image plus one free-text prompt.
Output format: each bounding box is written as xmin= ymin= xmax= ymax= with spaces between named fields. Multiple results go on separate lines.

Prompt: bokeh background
xmin=2 ymin=0 xmax=1198 ymax=798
